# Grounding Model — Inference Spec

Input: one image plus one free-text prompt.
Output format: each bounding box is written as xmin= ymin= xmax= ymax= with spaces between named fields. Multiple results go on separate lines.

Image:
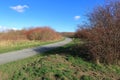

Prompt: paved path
xmin=0 ymin=38 xmax=72 ymax=65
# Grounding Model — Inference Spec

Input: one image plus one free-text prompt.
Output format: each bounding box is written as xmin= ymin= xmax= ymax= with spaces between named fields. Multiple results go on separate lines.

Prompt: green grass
xmin=0 ymin=38 xmax=64 ymax=54
xmin=0 ymin=39 xmax=120 ymax=80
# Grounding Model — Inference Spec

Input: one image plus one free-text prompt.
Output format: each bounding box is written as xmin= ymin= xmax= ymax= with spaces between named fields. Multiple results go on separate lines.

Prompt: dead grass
xmin=0 ymin=40 xmax=28 ymax=47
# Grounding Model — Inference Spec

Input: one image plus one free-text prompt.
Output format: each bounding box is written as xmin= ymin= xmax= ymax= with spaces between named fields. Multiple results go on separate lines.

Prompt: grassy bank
xmin=0 ymin=38 xmax=64 ymax=54
xmin=0 ymin=40 xmax=120 ymax=80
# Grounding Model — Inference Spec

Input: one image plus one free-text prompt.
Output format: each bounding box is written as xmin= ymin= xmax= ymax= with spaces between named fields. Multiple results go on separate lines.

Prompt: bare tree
xmin=75 ymin=0 xmax=120 ymax=65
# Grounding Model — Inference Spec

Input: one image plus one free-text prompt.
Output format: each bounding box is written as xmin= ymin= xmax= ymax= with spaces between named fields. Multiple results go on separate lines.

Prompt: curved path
xmin=0 ymin=38 xmax=72 ymax=65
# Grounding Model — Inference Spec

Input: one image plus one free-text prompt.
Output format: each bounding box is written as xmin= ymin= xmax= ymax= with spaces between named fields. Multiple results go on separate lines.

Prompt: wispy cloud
xmin=0 ymin=26 xmax=8 ymax=32
xmin=10 ymin=5 xmax=29 ymax=13
xmin=74 ymin=16 xmax=80 ymax=20
xmin=0 ymin=26 xmax=20 ymax=32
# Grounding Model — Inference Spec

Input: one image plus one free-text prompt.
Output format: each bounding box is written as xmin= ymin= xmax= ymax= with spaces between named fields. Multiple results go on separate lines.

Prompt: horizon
xmin=0 ymin=0 xmax=105 ymax=32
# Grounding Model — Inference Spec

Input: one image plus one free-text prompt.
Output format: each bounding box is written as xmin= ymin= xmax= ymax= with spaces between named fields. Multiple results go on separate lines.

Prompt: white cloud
xmin=74 ymin=16 xmax=80 ymax=20
xmin=0 ymin=26 xmax=20 ymax=32
xmin=10 ymin=5 xmax=29 ymax=13
xmin=0 ymin=26 xmax=8 ymax=32
xmin=11 ymin=28 xmax=18 ymax=30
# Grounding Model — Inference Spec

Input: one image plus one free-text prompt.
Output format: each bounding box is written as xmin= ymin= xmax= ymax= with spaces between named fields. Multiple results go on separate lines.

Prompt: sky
xmin=0 ymin=0 xmax=105 ymax=32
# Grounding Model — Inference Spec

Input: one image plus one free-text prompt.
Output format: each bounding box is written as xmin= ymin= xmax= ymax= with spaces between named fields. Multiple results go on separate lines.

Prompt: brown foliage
xmin=60 ymin=32 xmax=75 ymax=38
xmin=0 ymin=30 xmax=27 ymax=40
xmin=0 ymin=27 xmax=62 ymax=41
xmin=75 ymin=0 xmax=120 ymax=65
xmin=24 ymin=27 xmax=62 ymax=41
xmin=75 ymin=28 xmax=90 ymax=40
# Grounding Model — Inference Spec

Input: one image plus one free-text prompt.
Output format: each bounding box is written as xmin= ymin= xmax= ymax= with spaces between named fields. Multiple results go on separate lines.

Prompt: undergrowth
xmin=0 ymin=40 xmax=119 ymax=80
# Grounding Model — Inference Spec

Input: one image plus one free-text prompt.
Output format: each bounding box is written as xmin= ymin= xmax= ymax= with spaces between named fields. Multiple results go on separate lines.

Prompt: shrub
xmin=75 ymin=27 xmax=90 ymax=40
xmin=25 ymin=27 xmax=62 ymax=41
xmin=60 ymin=32 xmax=75 ymax=38
xmin=75 ymin=0 xmax=120 ymax=65
xmin=0 ymin=27 xmax=62 ymax=41
xmin=0 ymin=30 xmax=27 ymax=40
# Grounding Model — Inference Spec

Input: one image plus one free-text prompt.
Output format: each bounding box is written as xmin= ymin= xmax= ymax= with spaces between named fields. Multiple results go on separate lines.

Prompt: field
xmin=0 ymin=40 xmax=120 ymax=80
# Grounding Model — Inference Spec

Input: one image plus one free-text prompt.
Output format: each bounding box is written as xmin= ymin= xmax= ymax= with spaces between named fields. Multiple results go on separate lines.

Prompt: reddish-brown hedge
xmin=24 ymin=27 xmax=62 ymax=41
xmin=75 ymin=0 xmax=120 ymax=65
xmin=0 ymin=30 xmax=27 ymax=40
xmin=0 ymin=27 xmax=62 ymax=41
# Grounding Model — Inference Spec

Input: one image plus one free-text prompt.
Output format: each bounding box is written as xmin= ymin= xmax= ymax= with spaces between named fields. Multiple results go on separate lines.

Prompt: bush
xmin=75 ymin=0 xmax=120 ymax=65
xmin=25 ymin=27 xmax=62 ymax=41
xmin=60 ymin=32 xmax=75 ymax=38
xmin=75 ymin=27 xmax=90 ymax=40
xmin=0 ymin=27 xmax=62 ymax=41
xmin=0 ymin=30 xmax=27 ymax=40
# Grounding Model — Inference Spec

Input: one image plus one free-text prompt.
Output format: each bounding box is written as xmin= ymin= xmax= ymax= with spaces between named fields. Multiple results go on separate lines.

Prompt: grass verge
xmin=0 ymin=39 xmax=120 ymax=80
xmin=0 ymin=38 xmax=64 ymax=54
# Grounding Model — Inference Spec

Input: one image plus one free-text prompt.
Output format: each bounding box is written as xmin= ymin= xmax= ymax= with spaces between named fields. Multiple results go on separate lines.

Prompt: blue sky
xmin=0 ymin=0 xmax=105 ymax=32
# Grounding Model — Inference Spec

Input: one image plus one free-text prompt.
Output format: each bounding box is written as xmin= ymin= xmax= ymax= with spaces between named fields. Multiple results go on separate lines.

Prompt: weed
xmin=80 ymin=75 xmax=94 ymax=80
